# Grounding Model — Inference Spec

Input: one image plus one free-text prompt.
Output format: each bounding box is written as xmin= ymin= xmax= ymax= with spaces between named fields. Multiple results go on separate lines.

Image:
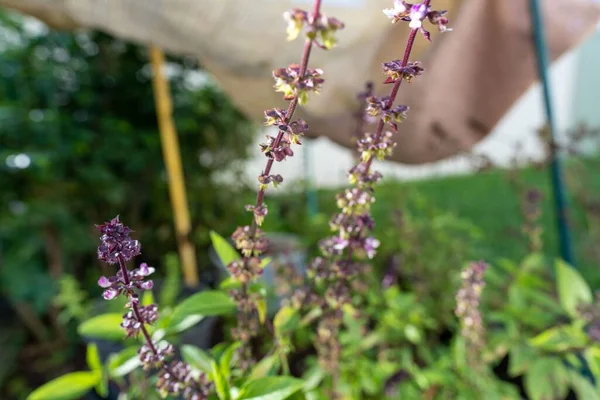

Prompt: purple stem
xmin=364 ymin=0 xmax=430 ymax=171
xmin=251 ymin=0 xmax=322 ymax=232
xmin=117 ymin=256 xmax=159 ymax=355
xmin=236 ymin=0 xmax=323 ymax=345
xmin=117 ymin=256 xmax=199 ymax=393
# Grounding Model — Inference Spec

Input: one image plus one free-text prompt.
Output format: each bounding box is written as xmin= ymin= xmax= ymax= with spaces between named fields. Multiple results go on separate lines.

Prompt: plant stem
xmin=326 ymin=6 xmax=432 ymax=394
xmin=250 ymin=0 xmax=322 ymax=233
xmin=118 ymin=257 xmax=160 ymax=355
xmin=117 ymin=256 xmax=196 ymax=391
xmin=236 ymin=0 xmax=323 ymax=361
xmin=364 ymin=0 xmax=430 ymax=172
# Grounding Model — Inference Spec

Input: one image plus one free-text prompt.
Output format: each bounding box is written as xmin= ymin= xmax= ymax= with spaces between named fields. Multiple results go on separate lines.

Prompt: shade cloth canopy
xmin=2 ymin=0 xmax=599 ymax=163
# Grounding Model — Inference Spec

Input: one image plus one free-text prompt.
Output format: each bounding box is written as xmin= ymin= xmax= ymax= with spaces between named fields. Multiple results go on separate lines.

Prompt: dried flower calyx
xmin=273 ymin=64 xmax=324 ymax=104
xmin=258 ymin=173 xmax=284 ymax=190
xmin=382 ymin=60 xmax=424 ymax=84
xmin=366 ymin=96 xmax=409 ymax=131
xmin=357 ymin=131 xmax=398 ymax=161
xmin=232 ymin=226 xmax=268 ymax=257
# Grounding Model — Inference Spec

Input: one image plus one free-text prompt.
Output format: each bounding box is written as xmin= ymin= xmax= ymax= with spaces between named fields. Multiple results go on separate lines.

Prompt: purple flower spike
xmin=96 ymin=216 xmax=141 ymax=264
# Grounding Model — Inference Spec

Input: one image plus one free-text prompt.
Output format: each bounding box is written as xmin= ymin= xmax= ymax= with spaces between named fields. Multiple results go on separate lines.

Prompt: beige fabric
xmin=2 ymin=0 xmax=598 ymax=163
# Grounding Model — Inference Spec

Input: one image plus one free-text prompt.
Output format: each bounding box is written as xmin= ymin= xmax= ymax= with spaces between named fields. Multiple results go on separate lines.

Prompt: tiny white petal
xmin=409 ymin=19 xmax=422 ymax=29
xmin=383 ymin=8 xmax=396 ymax=18
xmin=393 ymin=1 xmax=408 ymax=13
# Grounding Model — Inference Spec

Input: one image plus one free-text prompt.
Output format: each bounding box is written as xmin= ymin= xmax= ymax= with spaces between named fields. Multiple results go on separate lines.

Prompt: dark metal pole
xmin=528 ymin=0 xmax=595 ymax=385
xmin=528 ymin=0 xmax=575 ymax=265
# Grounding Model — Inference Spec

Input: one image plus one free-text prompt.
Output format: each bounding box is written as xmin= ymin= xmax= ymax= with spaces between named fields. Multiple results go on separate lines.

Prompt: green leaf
xmin=521 ymin=253 xmax=545 ymax=272
xmin=249 ymin=354 xmax=281 ymax=380
xmin=27 ymin=371 xmax=100 ymax=400
xmin=237 ymin=377 xmax=304 ymax=400
xmin=219 ymin=277 xmax=240 ymax=290
xmin=107 ymin=346 xmax=141 ymax=378
xmin=210 ymin=231 xmax=240 ymax=267
xmin=358 ymin=332 xmax=382 ymax=352
xmin=497 ymin=258 xmax=519 ymax=274
xmin=142 ymin=290 xmax=155 ymax=307
xmin=151 ymin=328 xmax=166 ymax=342
xmin=211 ymin=360 xmax=230 ymax=400
xmin=95 ymin=377 xmax=108 ymax=399
xmin=166 ymin=314 xmax=205 ymax=334
xmin=452 ymin=336 xmax=467 ymax=371
xmin=78 ymin=313 xmax=124 ymax=341
xmin=302 ymin=366 xmax=324 ymax=392
xmin=86 ymin=344 xmax=108 ymax=398
xmin=556 ymin=259 xmax=592 ymax=317
xmin=359 ymin=359 xmax=381 ymax=394
xmin=182 ymin=345 xmax=214 ymax=374
xmin=219 ymin=342 xmax=241 ymax=380
xmin=529 ymin=324 xmax=587 ymax=352
xmin=569 ymin=370 xmax=600 ymax=400
xmin=273 ymin=306 xmax=299 ymax=338
xmin=525 ymin=357 xmax=569 ymax=400
xmin=256 ymin=297 xmax=267 ymax=325
xmin=159 ymin=252 xmax=181 ymax=308
xmin=219 ymin=279 xmax=265 ymax=292
xmin=404 ymin=325 xmax=421 ymax=344
xmin=211 ymin=343 xmax=230 ymax=360
xmin=86 ymin=343 xmax=102 ymax=372
xmin=508 ymin=343 xmax=535 ymax=377
xmin=299 ymin=307 xmax=322 ymax=327
xmin=170 ymin=290 xmax=236 ymax=326
xmin=286 ymin=392 xmax=307 ymax=400
xmin=585 ymin=346 xmax=600 ymax=381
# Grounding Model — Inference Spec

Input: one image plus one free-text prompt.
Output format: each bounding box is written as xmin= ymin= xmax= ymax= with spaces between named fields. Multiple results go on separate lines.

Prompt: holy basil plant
xmin=27 ymin=223 xmax=305 ymax=400
xmin=26 ymin=0 xmax=457 ymax=398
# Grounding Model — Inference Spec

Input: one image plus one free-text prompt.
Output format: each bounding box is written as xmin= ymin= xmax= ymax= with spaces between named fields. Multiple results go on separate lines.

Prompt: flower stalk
xmin=455 ymin=261 xmax=488 ymax=369
xmin=227 ymin=0 xmax=344 ymax=367
xmin=297 ymin=0 xmax=450 ymax=392
xmin=96 ymin=216 xmax=210 ymax=399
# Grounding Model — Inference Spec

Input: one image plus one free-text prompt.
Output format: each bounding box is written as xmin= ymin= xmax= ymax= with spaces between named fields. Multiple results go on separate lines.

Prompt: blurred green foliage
xmin=0 ymin=13 xmax=255 ymax=314
xmin=273 ymin=155 xmax=600 ymax=289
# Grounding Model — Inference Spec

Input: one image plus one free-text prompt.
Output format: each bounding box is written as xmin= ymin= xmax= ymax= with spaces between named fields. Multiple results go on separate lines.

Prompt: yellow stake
xmin=149 ymin=46 xmax=199 ymax=287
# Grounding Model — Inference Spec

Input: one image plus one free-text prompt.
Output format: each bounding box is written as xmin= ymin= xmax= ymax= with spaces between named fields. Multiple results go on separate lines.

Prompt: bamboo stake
xmin=149 ymin=46 xmax=199 ymax=287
